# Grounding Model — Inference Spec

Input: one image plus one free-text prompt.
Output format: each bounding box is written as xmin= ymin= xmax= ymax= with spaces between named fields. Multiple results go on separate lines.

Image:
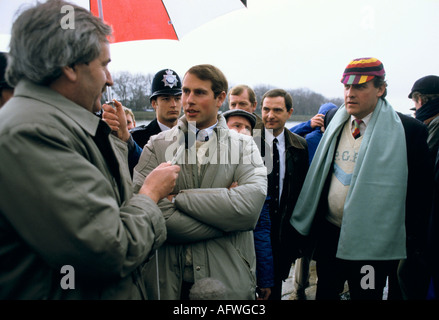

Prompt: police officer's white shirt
xmin=157 ymin=119 xmax=172 ymax=132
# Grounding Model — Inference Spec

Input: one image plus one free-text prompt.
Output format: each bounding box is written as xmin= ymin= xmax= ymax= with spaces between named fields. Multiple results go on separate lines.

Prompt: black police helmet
xmin=150 ymin=69 xmax=182 ymax=101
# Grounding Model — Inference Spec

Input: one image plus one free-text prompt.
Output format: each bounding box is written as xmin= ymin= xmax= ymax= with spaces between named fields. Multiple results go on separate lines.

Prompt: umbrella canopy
xmin=90 ymin=0 xmax=247 ymax=43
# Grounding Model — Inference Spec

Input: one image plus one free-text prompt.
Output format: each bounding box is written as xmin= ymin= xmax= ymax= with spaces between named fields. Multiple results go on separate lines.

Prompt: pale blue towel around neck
xmin=290 ymin=99 xmax=408 ymax=260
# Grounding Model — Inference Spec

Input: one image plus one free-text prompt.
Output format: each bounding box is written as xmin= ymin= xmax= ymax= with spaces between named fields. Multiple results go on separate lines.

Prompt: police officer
xmin=131 ymin=69 xmax=182 ymax=148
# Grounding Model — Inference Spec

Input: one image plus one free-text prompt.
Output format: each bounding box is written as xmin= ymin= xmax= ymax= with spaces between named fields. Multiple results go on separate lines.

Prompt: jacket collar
xmin=177 ymin=113 xmax=228 ymax=133
xmin=259 ymin=126 xmax=305 ymax=150
xmin=284 ymin=128 xmax=306 ymax=150
xmin=14 ymin=80 xmax=101 ymax=137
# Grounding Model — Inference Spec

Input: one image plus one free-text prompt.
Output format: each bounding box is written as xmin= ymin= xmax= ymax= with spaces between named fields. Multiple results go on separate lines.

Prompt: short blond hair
xmin=123 ymin=106 xmax=135 ymax=121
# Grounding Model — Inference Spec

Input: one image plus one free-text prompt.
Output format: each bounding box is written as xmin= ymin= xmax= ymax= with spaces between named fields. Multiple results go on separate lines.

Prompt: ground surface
xmin=281 ymin=260 xmax=388 ymax=300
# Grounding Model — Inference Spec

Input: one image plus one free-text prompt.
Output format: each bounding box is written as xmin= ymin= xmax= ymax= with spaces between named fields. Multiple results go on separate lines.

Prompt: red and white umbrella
xmin=89 ymin=0 xmax=247 ymax=43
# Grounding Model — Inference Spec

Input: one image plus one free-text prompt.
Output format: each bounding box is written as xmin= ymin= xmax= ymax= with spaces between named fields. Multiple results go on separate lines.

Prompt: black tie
xmin=271 ymin=138 xmax=280 ymax=206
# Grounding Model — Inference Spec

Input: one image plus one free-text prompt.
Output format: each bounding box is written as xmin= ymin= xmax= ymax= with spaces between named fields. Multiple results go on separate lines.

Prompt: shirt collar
xmin=194 ymin=121 xmax=218 ymax=141
xmin=265 ymin=128 xmax=285 ymax=146
xmin=351 ymin=112 xmax=373 ymax=126
xmin=157 ymin=119 xmax=172 ymax=132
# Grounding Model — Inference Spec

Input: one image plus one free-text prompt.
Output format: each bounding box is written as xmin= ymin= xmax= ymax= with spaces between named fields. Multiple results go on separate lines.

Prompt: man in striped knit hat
xmin=290 ymin=57 xmax=433 ymax=299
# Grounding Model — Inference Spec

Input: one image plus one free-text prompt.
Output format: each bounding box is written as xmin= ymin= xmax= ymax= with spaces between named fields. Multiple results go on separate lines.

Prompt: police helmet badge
xmin=162 ymin=69 xmax=178 ymax=88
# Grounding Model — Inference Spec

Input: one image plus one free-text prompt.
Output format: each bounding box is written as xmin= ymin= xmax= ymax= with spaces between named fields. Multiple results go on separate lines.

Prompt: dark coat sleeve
xmin=130 ymin=119 xmax=162 ymax=148
xmin=126 ymin=136 xmax=143 ymax=177
xmin=397 ymin=113 xmax=434 ymax=299
xmin=398 ymin=113 xmax=434 ymax=258
xmin=254 ymin=199 xmax=275 ymax=288
xmin=427 ymin=150 xmax=439 ymax=292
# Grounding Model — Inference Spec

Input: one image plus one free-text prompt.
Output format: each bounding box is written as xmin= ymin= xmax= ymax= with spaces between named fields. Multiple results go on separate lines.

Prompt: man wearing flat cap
xmin=291 ymin=57 xmax=433 ymax=300
xmin=222 ymin=108 xmax=256 ymax=136
xmin=409 ymin=75 xmax=439 ymax=300
xmin=409 ymin=75 xmax=439 ymax=157
xmin=223 ymin=107 xmax=275 ymax=300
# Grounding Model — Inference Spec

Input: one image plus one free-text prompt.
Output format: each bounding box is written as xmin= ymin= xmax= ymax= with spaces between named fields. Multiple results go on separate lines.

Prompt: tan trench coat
xmin=0 ymin=80 xmax=166 ymax=299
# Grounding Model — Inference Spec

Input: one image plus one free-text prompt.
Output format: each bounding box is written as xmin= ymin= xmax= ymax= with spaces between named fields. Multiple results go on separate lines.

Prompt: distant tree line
xmin=110 ymin=71 xmax=344 ymax=116
xmin=110 ymin=71 xmax=153 ymax=110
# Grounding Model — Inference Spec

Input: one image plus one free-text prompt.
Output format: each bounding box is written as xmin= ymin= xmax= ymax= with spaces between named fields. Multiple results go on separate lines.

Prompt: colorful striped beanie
xmin=341 ymin=57 xmax=385 ymax=85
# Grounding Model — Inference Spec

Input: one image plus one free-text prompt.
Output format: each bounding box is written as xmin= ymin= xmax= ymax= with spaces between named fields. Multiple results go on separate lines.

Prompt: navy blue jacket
xmin=128 ymin=119 xmax=163 ymax=175
xmin=254 ymin=200 xmax=274 ymax=288
xmin=290 ymin=103 xmax=338 ymax=164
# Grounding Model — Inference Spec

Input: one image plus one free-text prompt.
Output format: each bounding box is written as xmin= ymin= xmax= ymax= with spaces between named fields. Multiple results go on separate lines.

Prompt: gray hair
xmin=6 ymin=0 xmax=112 ymax=86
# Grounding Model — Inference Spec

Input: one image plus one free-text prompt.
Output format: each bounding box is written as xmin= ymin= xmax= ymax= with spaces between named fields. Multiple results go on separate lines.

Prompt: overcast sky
xmin=1 ymin=0 xmax=438 ymax=114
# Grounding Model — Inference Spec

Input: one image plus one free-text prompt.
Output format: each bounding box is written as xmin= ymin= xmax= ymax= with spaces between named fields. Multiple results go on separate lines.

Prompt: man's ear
xmin=377 ymin=84 xmax=386 ymax=98
xmin=251 ymin=102 xmax=257 ymax=113
xmin=151 ymin=99 xmax=158 ymax=111
xmin=216 ymin=91 xmax=227 ymax=107
xmin=62 ymin=65 xmax=78 ymax=82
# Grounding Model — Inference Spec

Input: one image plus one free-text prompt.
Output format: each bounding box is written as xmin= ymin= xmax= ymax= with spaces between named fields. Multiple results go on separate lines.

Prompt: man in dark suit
xmin=291 ymin=57 xmax=433 ymax=300
xmin=258 ymin=88 xmax=309 ymax=300
xmin=131 ymin=68 xmax=182 ymax=148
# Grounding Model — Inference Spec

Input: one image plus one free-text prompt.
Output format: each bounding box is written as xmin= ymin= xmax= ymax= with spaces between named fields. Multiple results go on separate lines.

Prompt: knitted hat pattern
xmin=341 ymin=57 xmax=385 ymax=85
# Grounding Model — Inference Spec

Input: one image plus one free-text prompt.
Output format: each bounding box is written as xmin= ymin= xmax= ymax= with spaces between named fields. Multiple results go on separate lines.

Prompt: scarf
xmin=415 ymin=97 xmax=439 ymax=122
xmin=290 ymin=99 xmax=408 ymax=260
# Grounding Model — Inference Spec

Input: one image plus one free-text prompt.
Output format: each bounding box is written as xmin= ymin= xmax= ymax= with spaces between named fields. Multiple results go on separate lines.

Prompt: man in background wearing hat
xmin=223 ymin=108 xmax=275 ymax=300
xmin=222 ymin=108 xmax=256 ymax=136
xmin=131 ymin=68 xmax=182 ymax=148
xmin=291 ymin=57 xmax=433 ymax=299
xmin=409 ymin=75 xmax=439 ymax=157
xmin=226 ymin=90 xmax=309 ymax=300
xmin=0 ymin=52 xmax=14 ymax=108
xmin=409 ymin=75 xmax=439 ymax=300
